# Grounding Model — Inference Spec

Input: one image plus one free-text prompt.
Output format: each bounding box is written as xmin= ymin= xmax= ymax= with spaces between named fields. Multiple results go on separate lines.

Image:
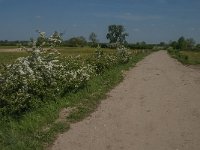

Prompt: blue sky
xmin=0 ymin=0 xmax=200 ymax=43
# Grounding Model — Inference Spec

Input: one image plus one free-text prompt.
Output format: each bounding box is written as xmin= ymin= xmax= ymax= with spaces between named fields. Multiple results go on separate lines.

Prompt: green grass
xmin=167 ymin=49 xmax=200 ymax=65
xmin=0 ymin=46 xmax=115 ymax=64
xmin=180 ymin=51 xmax=200 ymax=65
xmin=58 ymin=46 xmax=114 ymax=53
xmin=0 ymin=46 xmax=18 ymax=49
xmin=0 ymin=51 xmax=151 ymax=150
xmin=0 ymin=52 xmax=28 ymax=64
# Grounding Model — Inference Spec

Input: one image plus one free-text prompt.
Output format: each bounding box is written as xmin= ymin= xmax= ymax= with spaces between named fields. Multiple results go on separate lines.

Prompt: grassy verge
xmin=180 ymin=51 xmax=200 ymax=65
xmin=0 ymin=51 xmax=151 ymax=150
xmin=168 ymin=49 xmax=200 ymax=65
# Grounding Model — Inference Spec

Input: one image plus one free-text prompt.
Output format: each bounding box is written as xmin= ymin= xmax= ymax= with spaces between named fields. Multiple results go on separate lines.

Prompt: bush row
xmin=0 ymin=43 xmax=131 ymax=117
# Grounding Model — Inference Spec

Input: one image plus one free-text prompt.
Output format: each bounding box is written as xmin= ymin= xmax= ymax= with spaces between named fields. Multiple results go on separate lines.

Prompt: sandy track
xmin=51 ymin=51 xmax=200 ymax=150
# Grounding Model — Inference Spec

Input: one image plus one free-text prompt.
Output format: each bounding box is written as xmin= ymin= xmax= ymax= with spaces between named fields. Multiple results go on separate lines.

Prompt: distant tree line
xmin=127 ymin=42 xmax=155 ymax=49
xmin=1 ymin=26 xmax=199 ymax=51
xmin=61 ymin=36 xmax=87 ymax=47
xmin=169 ymin=36 xmax=200 ymax=51
xmin=0 ymin=40 xmax=29 ymax=46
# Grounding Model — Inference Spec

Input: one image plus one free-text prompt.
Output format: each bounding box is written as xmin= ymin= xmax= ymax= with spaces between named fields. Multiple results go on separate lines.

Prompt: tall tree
xmin=177 ymin=36 xmax=196 ymax=50
xmin=106 ymin=25 xmax=128 ymax=45
xmin=186 ymin=38 xmax=195 ymax=49
xmin=67 ymin=36 xmax=87 ymax=47
xmin=89 ymin=32 xmax=98 ymax=47
xmin=177 ymin=36 xmax=187 ymax=50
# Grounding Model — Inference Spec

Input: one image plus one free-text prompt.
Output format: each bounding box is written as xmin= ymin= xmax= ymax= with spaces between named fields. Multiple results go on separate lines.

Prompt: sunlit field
xmin=0 ymin=52 xmax=28 ymax=64
xmin=180 ymin=51 xmax=200 ymax=65
xmin=0 ymin=46 xmax=115 ymax=64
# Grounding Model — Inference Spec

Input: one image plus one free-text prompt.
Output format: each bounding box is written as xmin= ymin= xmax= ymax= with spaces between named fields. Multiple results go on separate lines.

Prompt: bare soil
xmin=50 ymin=51 xmax=200 ymax=150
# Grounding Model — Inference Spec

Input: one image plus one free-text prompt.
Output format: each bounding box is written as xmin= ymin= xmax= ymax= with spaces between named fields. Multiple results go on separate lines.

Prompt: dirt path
xmin=51 ymin=51 xmax=200 ymax=150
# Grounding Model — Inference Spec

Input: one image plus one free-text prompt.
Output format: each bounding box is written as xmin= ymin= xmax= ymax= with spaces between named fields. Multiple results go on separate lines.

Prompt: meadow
xmin=180 ymin=51 xmax=200 ymax=65
xmin=168 ymin=49 xmax=200 ymax=65
xmin=0 ymin=46 xmax=115 ymax=64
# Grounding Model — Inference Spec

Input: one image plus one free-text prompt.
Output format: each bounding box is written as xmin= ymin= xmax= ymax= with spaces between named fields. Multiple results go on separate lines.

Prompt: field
xmin=180 ymin=51 xmax=200 ymax=65
xmin=0 ymin=46 xmax=18 ymax=50
xmin=0 ymin=46 xmax=115 ymax=64
xmin=168 ymin=49 xmax=200 ymax=65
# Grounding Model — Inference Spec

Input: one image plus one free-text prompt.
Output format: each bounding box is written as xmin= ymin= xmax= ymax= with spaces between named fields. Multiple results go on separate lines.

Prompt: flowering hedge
xmin=0 ymin=32 xmax=132 ymax=117
xmin=87 ymin=45 xmax=130 ymax=74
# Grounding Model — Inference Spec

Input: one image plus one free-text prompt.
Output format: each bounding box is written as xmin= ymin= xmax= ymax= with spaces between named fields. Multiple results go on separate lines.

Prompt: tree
xmin=159 ymin=42 xmax=165 ymax=46
xmin=106 ymin=25 xmax=128 ymax=45
xmin=35 ymin=30 xmax=46 ymax=46
xmin=177 ymin=36 xmax=187 ymax=50
xmin=36 ymin=36 xmax=46 ymax=47
xmin=50 ymin=31 xmax=63 ymax=41
xmin=196 ymin=44 xmax=200 ymax=51
xmin=176 ymin=36 xmax=196 ymax=50
xmin=186 ymin=38 xmax=195 ymax=49
xmin=35 ymin=31 xmax=63 ymax=47
xmin=89 ymin=32 xmax=98 ymax=47
xmin=170 ymin=41 xmax=178 ymax=49
xmin=67 ymin=36 xmax=87 ymax=47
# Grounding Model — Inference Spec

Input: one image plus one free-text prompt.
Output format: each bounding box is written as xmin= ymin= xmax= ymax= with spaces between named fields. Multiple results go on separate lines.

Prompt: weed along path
xmin=50 ymin=50 xmax=200 ymax=150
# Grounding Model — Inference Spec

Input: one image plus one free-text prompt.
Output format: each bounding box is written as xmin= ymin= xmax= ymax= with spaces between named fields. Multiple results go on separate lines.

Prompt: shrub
xmin=0 ymin=34 xmax=133 ymax=117
xmin=87 ymin=46 xmax=118 ymax=74
xmin=116 ymin=45 xmax=130 ymax=64
xmin=0 ymin=32 xmax=93 ymax=116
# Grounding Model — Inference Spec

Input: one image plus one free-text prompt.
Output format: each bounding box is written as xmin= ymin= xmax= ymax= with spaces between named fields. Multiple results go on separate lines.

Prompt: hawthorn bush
xmin=0 ymin=32 xmax=132 ymax=117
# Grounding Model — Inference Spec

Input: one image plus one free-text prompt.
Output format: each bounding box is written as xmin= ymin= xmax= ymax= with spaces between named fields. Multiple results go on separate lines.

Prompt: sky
xmin=0 ymin=0 xmax=200 ymax=44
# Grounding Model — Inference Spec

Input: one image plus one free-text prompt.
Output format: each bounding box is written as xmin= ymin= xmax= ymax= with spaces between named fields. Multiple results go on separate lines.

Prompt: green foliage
xmin=116 ymin=46 xmax=130 ymax=64
xmin=87 ymin=45 xmax=131 ymax=74
xmin=196 ymin=44 xmax=200 ymax=49
xmin=0 ymin=50 xmax=150 ymax=150
xmin=167 ymin=48 xmax=189 ymax=64
xmin=0 ymin=28 xmax=153 ymax=149
xmin=169 ymin=49 xmax=200 ymax=65
xmin=0 ymin=32 xmax=136 ymax=118
xmin=127 ymin=42 xmax=154 ymax=49
xmin=106 ymin=25 xmax=128 ymax=46
xmin=65 ymin=36 xmax=87 ymax=47
xmin=0 ymin=32 xmax=93 ymax=117
xmin=0 ymin=41 xmax=29 ymax=47
xmin=0 ymin=52 xmax=28 ymax=64
xmin=180 ymin=51 xmax=200 ymax=64
xmin=89 ymin=32 xmax=98 ymax=47
xmin=177 ymin=36 xmax=187 ymax=50
xmin=170 ymin=36 xmax=196 ymax=50
xmin=87 ymin=49 xmax=117 ymax=74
